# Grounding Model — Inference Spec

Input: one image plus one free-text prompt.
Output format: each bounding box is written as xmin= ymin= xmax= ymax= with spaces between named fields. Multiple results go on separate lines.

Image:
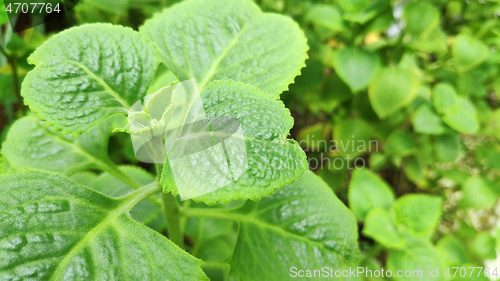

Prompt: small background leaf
xmin=348 ymin=169 xmax=395 ymax=220
xmin=333 ymin=47 xmax=379 ymax=93
xmin=368 ymin=67 xmax=419 ymax=119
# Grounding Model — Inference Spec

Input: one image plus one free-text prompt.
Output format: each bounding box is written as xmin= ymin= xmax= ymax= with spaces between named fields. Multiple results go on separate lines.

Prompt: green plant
xmin=0 ymin=0 xmax=360 ymax=280
xmin=2 ymin=0 xmax=500 ymax=280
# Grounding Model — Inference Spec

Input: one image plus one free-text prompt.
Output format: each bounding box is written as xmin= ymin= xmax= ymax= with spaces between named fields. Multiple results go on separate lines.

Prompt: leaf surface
xmin=453 ymin=34 xmax=489 ymax=72
xmin=0 ymin=169 xmax=207 ymax=280
xmin=333 ymin=117 xmax=371 ymax=158
xmin=348 ymin=169 xmax=395 ymax=220
xmin=22 ymin=23 xmax=160 ymax=136
xmin=436 ymin=235 xmax=468 ymax=267
xmin=333 ymin=47 xmax=379 ymax=93
xmin=90 ymin=166 xmax=166 ymax=230
xmin=363 ymin=208 xmax=404 ymax=248
xmin=432 ymin=83 xmax=458 ymax=115
xmin=442 ymin=97 xmax=479 ymax=134
xmin=368 ymin=67 xmax=419 ymax=119
xmin=434 ymin=132 xmax=461 ymax=163
xmin=161 ymin=81 xmax=307 ymax=204
xmin=403 ymin=1 xmax=440 ymax=37
xmin=229 ymin=171 xmax=359 ymax=281
xmin=390 ymin=194 xmax=441 ymax=237
xmin=387 ymin=239 xmax=444 ymax=281
xmin=460 ymin=177 xmax=497 ymax=209
xmin=2 ymin=115 xmax=117 ymax=175
xmin=412 ymin=104 xmax=446 ymax=135
xmin=140 ymin=0 xmax=308 ymax=97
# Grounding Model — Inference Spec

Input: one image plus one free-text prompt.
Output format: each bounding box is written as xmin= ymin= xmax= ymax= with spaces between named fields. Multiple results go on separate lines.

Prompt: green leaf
xmin=368 ymin=67 xmax=419 ymax=119
xmin=341 ymin=0 xmax=390 ymax=24
xmin=229 ymin=171 xmax=359 ymax=280
xmin=338 ymin=0 xmax=369 ymax=14
xmin=0 ymin=0 xmax=8 ymax=26
xmin=140 ymin=0 xmax=308 ymax=97
xmin=333 ymin=117 xmax=371 ymax=158
xmin=404 ymin=156 xmax=427 ymax=188
xmin=390 ymin=194 xmax=441 ymax=237
xmin=460 ymin=176 xmax=497 ymax=209
xmin=161 ymin=81 xmax=307 ymax=204
xmin=2 ymin=115 xmax=117 ymax=175
xmin=436 ymin=235 xmax=468 ymax=267
xmin=363 ymin=208 xmax=405 ymax=248
xmin=434 ymin=132 xmax=461 ymax=163
xmin=84 ymin=0 xmax=130 ymax=15
xmin=412 ymin=103 xmax=447 ymax=135
xmin=0 ymin=154 xmax=10 ymax=175
xmin=333 ymin=47 xmax=379 ymax=93
xmin=387 ymin=239 xmax=444 ymax=281
xmin=403 ymin=1 xmax=440 ymax=37
xmin=0 ymin=169 xmax=207 ymax=280
xmin=470 ymin=232 xmax=497 ymax=260
xmin=451 ymin=264 xmax=490 ymax=281
xmin=348 ymin=169 xmax=395 ymax=220
xmin=22 ymin=23 xmax=160 ymax=136
xmin=432 ymin=83 xmax=458 ymax=115
xmin=90 ymin=166 xmax=165 ymax=229
xmin=297 ymin=123 xmax=328 ymax=152
xmin=385 ymin=130 xmax=416 ymax=157
xmin=70 ymin=171 xmax=99 ymax=187
xmin=453 ymin=34 xmax=489 ymax=72
xmin=442 ymin=97 xmax=479 ymax=134
xmin=305 ymin=4 xmax=345 ymax=35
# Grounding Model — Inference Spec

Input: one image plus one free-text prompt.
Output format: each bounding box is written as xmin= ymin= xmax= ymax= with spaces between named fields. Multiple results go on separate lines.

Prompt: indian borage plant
xmin=0 ymin=0 xmax=360 ymax=280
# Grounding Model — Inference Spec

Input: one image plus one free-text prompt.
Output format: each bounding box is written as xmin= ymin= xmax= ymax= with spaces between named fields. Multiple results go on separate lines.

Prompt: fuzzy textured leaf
xmin=22 ymin=23 xmax=160 ymax=136
xmin=140 ymin=0 xmax=308 ymax=97
xmin=0 ymin=169 xmax=207 ymax=280
xmin=229 ymin=171 xmax=359 ymax=281
xmin=161 ymin=81 xmax=307 ymax=204
xmin=2 ymin=115 xmax=117 ymax=175
xmin=89 ymin=166 xmax=165 ymax=230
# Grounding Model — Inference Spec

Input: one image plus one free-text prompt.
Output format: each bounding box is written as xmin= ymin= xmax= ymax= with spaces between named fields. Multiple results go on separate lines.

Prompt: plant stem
xmin=122 ymin=181 xmax=162 ymax=210
xmin=0 ymin=44 xmax=25 ymax=114
xmin=162 ymin=192 xmax=185 ymax=249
